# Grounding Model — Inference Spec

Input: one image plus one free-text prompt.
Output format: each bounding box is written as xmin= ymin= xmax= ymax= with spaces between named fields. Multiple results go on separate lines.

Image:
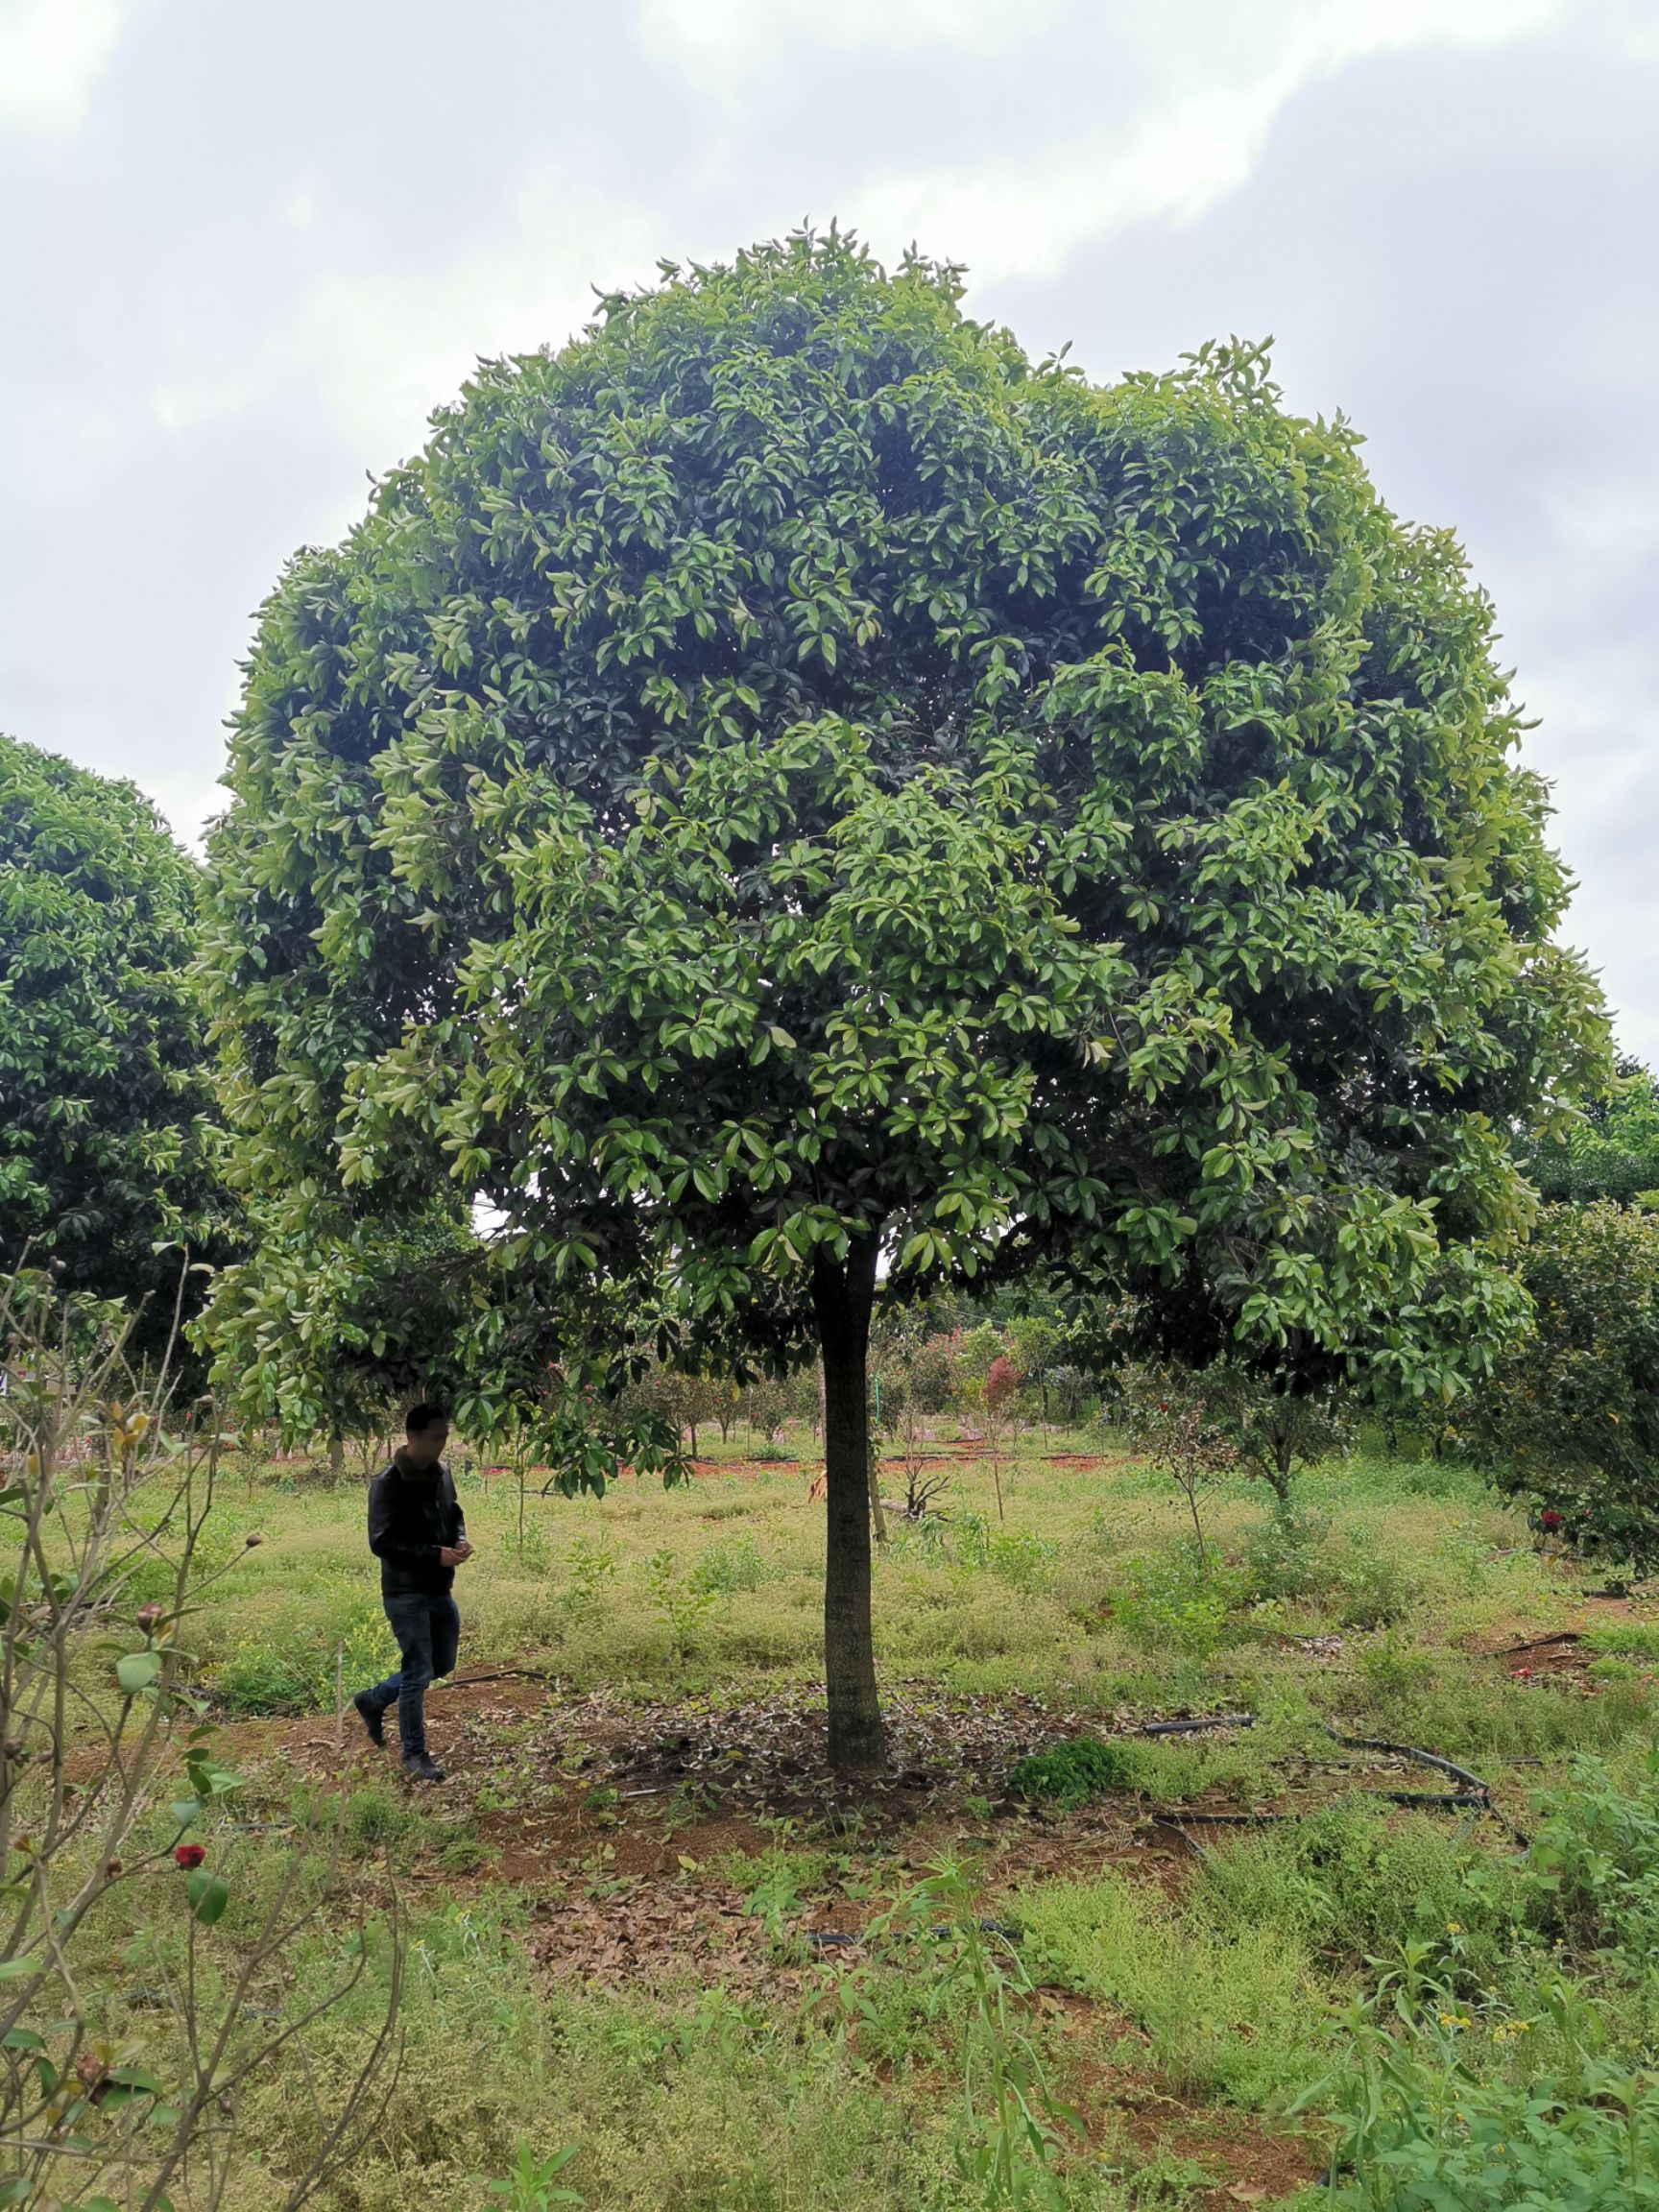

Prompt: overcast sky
xmin=3 ymin=0 xmax=1655 ymax=1053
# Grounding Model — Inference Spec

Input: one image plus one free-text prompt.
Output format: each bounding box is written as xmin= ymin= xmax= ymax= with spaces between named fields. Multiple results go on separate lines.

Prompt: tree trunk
xmin=1269 ymin=1436 xmax=1294 ymax=1502
xmin=327 ymin=1434 xmax=344 ymax=1485
xmin=812 ymin=1237 xmax=884 ymax=1771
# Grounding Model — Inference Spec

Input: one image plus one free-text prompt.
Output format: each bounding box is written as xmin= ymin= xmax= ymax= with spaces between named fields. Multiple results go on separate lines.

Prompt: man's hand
xmin=439 ymin=1541 xmax=474 ymax=1567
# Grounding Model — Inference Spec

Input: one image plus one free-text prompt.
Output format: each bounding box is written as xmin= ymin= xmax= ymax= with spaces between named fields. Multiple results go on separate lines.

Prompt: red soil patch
xmin=470 ymin=1795 xmax=768 ymax=1887
xmin=1038 ymin=1994 xmax=1323 ymax=2206
xmin=58 ymin=1671 xmax=554 ymax=1791
xmin=1118 ymin=2101 xmax=1320 ymax=2210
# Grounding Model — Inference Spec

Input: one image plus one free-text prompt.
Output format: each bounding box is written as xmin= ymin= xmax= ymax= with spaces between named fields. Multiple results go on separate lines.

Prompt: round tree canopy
xmin=204 ymin=230 xmax=1606 ymax=1422
xmin=1 ymin=733 xmax=225 ymax=1346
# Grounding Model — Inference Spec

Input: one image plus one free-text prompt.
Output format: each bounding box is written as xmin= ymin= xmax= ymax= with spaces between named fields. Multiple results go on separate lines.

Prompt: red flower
xmin=1540 ymin=1509 xmax=1563 ymax=1530
xmin=174 ymin=1843 xmax=205 ymax=1869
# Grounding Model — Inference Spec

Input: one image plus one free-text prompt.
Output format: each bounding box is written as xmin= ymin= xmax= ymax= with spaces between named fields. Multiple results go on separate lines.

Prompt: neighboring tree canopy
xmin=1473 ymin=1201 xmax=1659 ymax=1572
xmin=201 ymin=230 xmax=1607 ymax=1764
xmin=200 ymin=1199 xmax=479 ymax=1452
xmin=0 ymin=733 xmax=228 ymax=1354
xmin=1530 ymin=1054 xmax=1659 ymax=1207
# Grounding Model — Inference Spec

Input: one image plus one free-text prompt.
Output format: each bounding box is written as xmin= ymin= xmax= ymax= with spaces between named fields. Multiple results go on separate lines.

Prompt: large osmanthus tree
xmin=0 ymin=734 xmax=230 ymax=1355
xmin=201 ymin=231 xmax=1606 ymax=1766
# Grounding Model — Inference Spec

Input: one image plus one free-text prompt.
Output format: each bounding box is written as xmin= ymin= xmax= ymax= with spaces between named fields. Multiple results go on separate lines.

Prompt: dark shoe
xmin=401 ymin=1751 xmax=445 ymax=1784
xmin=352 ymin=1692 xmax=386 ymax=1748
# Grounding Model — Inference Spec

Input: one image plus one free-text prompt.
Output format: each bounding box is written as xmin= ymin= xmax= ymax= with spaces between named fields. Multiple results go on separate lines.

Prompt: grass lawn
xmin=39 ymin=1421 xmax=1659 ymax=2208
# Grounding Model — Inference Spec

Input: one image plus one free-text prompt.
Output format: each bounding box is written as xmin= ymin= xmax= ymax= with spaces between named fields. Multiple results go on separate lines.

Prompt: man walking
xmin=353 ymin=1402 xmax=472 ymax=1783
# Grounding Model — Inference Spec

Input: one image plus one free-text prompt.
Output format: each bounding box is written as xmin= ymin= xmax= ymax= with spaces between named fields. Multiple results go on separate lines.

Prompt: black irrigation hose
xmin=1117 ymin=1718 xmax=1495 ymax=1803
xmin=1152 ymin=1789 xmax=1488 ymax=1836
xmin=1136 ymin=1713 xmax=1255 ymax=1738
xmin=1322 ymin=1726 xmax=1493 ymax=1802
xmin=1373 ymin=1791 xmax=1490 ymax=1812
xmin=1052 ymin=1709 xmax=1535 ymax=1858
xmin=1144 ymin=1722 xmax=1531 ymax=1854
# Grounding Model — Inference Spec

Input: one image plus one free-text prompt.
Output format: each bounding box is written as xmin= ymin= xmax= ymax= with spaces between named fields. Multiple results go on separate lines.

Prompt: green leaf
xmin=117 ymin=1650 xmax=162 ymax=1695
xmin=186 ymin=1871 xmax=229 ymax=1927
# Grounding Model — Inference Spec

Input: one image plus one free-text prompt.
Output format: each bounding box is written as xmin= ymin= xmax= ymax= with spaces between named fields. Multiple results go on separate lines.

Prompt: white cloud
xmin=0 ymin=0 xmax=135 ymax=132
xmin=839 ymin=0 xmax=1575 ymax=282
xmin=294 ymin=163 xmax=668 ymax=472
xmin=289 ymin=0 xmax=1587 ymax=469
xmin=635 ymin=0 xmax=1062 ymax=88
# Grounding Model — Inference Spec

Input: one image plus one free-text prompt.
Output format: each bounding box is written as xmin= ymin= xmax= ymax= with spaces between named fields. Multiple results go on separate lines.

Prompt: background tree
xmin=1529 ymin=1054 xmax=1659 ymax=1207
xmin=628 ymin=1366 xmax=730 ymax=1461
xmin=197 ymin=1201 xmax=477 ymax=1471
xmin=1 ymin=735 xmax=229 ymax=1358
xmin=1470 ymin=1201 xmax=1659 ymax=1572
xmin=1004 ymin=1311 xmax=1062 ymax=1424
xmin=980 ymin=1354 xmax=1022 ymax=1522
xmin=1148 ymin=1359 xmax=1353 ymax=1502
xmin=1118 ymin=1362 xmax=1238 ymax=1566
xmin=201 ymin=231 xmax=1606 ymax=1767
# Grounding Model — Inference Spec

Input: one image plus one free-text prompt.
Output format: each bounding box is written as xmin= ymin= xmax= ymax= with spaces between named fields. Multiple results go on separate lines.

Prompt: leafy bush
xmin=209 ymin=1599 xmax=390 ymax=1717
xmin=1111 ymin=1549 xmax=1242 ymax=1658
xmin=1204 ymin=1364 xmax=1355 ymax=1498
xmin=1243 ymin=1501 xmax=1330 ymax=1601
xmin=1046 ymin=1363 xmax=1090 ymax=1423
xmin=1009 ymin=1737 xmax=1136 ymax=1808
xmin=1532 ymin=1059 xmax=1659 ymax=1206
xmin=644 ymin=1548 xmax=721 ymax=1657
xmin=562 ymin=1534 xmax=619 ymax=1618
xmin=1329 ymin=1533 xmax=1419 ymax=1629
xmin=1582 ymin=1623 xmax=1659 ymax=1662
xmin=981 ymin=1357 xmax=1022 ymax=1415
xmin=344 ymin=1786 xmax=418 ymax=1850
xmin=953 ymin=1325 xmax=1005 ymax=1391
xmin=211 ymin=1642 xmax=314 ymax=1716
xmin=951 ymin=1510 xmax=1058 ymax=1588
xmin=501 ymin=1512 xmax=554 ymax=1573
xmin=691 ymin=1536 xmax=765 ymax=1595
xmin=1199 ymin=1804 xmax=1517 ymax=1975
xmin=1472 ymin=1203 xmax=1659 ymax=1570
xmin=1118 ymin=1365 xmax=1238 ymax=1563
xmin=1314 ymin=1973 xmax=1659 ymax=2210
xmin=1527 ymin=1746 xmax=1659 ymax=1958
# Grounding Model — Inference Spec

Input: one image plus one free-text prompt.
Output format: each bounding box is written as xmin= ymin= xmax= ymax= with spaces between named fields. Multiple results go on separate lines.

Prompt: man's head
xmin=402 ymin=1402 xmax=450 ymax=1471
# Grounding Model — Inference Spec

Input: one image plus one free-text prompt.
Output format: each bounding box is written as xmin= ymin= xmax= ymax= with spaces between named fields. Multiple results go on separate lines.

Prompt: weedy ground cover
xmin=27 ymin=1419 xmax=1659 ymax=2207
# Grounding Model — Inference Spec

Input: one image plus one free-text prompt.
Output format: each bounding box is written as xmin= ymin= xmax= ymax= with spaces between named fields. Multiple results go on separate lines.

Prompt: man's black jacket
xmin=367 ymin=1455 xmax=466 ymax=1598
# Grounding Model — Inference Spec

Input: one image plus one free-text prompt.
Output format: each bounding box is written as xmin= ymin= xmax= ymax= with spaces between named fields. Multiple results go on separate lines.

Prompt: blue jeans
xmin=363 ymin=1592 xmax=460 ymax=1757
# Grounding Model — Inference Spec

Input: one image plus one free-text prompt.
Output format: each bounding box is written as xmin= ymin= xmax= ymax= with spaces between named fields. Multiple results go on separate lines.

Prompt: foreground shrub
xmin=1009 ymin=1738 xmax=1135 ymax=1808
xmin=1312 ymin=1973 xmax=1659 ymax=2210
xmin=0 ymin=1272 xmax=398 ymax=2207
xmin=1110 ymin=1548 xmax=1242 ymax=1658
xmin=1526 ymin=1744 xmax=1659 ymax=1960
